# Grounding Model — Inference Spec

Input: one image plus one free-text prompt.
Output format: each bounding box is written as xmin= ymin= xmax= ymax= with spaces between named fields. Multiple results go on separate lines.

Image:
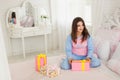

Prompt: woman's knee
xmin=60 ymin=58 xmax=71 ymax=70
xmin=90 ymin=57 xmax=101 ymax=68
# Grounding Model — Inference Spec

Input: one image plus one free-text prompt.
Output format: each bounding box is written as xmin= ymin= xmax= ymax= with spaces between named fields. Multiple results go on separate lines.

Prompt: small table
xmin=9 ymin=26 xmax=51 ymax=58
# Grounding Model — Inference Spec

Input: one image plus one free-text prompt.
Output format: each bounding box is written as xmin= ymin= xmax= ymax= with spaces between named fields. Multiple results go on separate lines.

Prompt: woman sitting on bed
xmin=61 ymin=17 xmax=101 ymax=70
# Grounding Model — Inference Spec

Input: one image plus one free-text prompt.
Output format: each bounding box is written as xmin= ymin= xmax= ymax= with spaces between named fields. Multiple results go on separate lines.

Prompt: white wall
xmin=103 ymin=0 xmax=120 ymax=15
xmin=91 ymin=0 xmax=120 ymax=32
xmin=0 ymin=0 xmax=22 ymax=55
xmin=0 ymin=0 xmax=59 ymax=56
xmin=0 ymin=19 xmax=11 ymax=80
xmin=99 ymin=0 xmax=120 ymax=28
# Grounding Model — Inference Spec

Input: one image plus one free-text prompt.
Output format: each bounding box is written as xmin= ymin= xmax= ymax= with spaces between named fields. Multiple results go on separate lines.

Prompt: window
xmin=84 ymin=5 xmax=91 ymax=26
xmin=69 ymin=0 xmax=92 ymax=26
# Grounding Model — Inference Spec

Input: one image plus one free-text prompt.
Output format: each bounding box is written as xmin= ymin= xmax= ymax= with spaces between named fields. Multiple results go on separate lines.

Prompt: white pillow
xmin=107 ymin=43 xmax=120 ymax=75
xmin=107 ymin=59 xmax=120 ymax=75
xmin=110 ymin=42 xmax=120 ymax=59
xmin=97 ymin=41 xmax=110 ymax=61
xmin=92 ymin=36 xmax=103 ymax=58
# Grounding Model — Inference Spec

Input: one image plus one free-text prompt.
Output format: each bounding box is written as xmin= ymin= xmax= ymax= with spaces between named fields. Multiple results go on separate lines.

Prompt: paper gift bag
xmin=35 ymin=54 xmax=47 ymax=72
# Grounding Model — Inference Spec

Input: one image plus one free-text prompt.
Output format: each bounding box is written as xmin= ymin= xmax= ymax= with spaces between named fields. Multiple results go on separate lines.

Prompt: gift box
xmin=71 ymin=59 xmax=90 ymax=71
xmin=47 ymin=64 xmax=60 ymax=78
xmin=35 ymin=54 xmax=47 ymax=72
xmin=39 ymin=64 xmax=60 ymax=78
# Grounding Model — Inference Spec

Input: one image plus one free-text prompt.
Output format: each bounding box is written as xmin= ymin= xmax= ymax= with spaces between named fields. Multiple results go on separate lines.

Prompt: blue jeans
xmin=60 ymin=54 xmax=101 ymax=70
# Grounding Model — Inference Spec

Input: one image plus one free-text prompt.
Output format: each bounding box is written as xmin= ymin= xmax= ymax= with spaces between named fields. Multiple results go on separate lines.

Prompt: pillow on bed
xmin=93 ymin=37 xmax=102 ymax=58
xmin=109 ymin=41 xmax=119 ymax=59
xmin=97 ymin=41 xmax=110 ymax=61
xmin=93 ymin=37 xmax=110 ymax=61
xmin=107 ymin=43 xmax=120 ymax=75
xmin=109 ymin=42 xmax=120 ymax=59
xmin=95 ymin=28 xmax=120 ymax=42
xmin=94 ymin=28 xmax=120 ymax=60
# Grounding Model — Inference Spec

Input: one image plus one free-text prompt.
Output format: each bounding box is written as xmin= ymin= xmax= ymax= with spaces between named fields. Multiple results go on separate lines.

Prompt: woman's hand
xmin=68 ymin=58 xmax=73 ymax=64
xmin=85 ymin=57 xmax=91 ymax=61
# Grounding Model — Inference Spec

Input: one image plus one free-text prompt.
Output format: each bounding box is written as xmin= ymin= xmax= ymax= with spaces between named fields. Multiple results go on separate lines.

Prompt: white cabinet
xmin=8 ymin=26 xmax=51 ymax=58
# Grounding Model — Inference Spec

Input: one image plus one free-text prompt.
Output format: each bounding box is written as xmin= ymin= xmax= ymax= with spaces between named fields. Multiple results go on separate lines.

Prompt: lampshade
xmin=40 ymin=8 xmax=47 ymax=16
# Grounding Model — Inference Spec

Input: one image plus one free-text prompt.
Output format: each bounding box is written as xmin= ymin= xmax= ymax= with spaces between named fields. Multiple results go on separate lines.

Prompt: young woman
xmin=61 ymin=17 xmax=101 ymax=70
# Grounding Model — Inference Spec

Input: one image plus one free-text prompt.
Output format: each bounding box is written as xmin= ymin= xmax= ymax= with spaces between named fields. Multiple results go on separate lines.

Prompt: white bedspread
xmin=9 ymin=55 xmax=120 ymax=80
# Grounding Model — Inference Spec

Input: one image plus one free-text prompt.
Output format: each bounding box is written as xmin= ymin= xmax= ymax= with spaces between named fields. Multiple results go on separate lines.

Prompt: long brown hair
xmin=71 ymin=17 xmax=90 ymax=43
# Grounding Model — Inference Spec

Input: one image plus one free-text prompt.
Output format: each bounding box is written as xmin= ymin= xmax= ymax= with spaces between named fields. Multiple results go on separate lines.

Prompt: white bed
xmin=9 ymin=55 xmax=120 ymax=80
xmin=9 ymin=7 xmax=120 ymax=80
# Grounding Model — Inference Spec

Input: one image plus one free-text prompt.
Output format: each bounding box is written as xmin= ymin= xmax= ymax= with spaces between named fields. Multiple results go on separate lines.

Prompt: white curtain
xmin=50 ymin=0 xmax=93 ymax=51
xmin=91 ymin=0 xmax=105 ymax=34
xmin=50 ymin=0 xmax=70 ymax=51
xmin=56 ymin=0 xmax=70 ymax=50
xmin=0 ymin=19 xmax=11 ymax=80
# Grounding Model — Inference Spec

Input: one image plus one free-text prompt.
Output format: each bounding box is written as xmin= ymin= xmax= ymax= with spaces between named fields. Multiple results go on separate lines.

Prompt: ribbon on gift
xmin=80 ymin=60 xmax=85 ymax=71
xmin=35 ymin=54 xmax=47 ymax=71
xmin=80 ymin=59 xmax=90 ymax=71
